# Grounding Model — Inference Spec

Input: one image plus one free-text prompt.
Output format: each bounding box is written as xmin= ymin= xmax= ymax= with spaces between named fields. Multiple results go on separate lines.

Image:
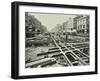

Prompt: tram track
xmin=26 ymin=34 xmax=89 ymax=68
xmin=51 ymin=34 xmax=89 ymax=66
xmin=51 ymin=35 xmax=73 ymax=66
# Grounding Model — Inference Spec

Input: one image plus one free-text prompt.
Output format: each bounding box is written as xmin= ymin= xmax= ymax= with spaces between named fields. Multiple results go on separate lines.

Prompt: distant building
xmin=51 ymin=18 xmax=76 ymax=35
xmin=51 ymin=24 xmax=63 ymax=34
xmin=63 ymin=18 xmax=74 ymax=33
xmin=74 ymin=15 xmax=89 ymax=34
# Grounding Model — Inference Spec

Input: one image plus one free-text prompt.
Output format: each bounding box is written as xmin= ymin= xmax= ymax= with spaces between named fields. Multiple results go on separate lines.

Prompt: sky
xmin=28 ymin=12 xmax=76 ymax=32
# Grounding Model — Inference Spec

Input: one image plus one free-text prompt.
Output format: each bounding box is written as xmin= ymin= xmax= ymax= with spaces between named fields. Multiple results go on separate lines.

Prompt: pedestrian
xmin=66 ymin=33 xmax=68 ymax=42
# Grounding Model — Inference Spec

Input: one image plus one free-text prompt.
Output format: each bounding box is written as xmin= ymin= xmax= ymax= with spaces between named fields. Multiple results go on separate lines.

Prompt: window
xmin=83 ymin=25 xmax=85 ymax=29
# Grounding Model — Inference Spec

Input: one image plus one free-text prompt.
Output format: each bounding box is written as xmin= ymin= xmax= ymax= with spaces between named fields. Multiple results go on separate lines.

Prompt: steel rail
xmin=51 ymin=35 xmax=73 ymax=66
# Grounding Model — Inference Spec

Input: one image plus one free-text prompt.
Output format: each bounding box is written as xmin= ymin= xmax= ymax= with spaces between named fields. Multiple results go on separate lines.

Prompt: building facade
xmin=74 ymin=15 xmax=89 ymax=34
